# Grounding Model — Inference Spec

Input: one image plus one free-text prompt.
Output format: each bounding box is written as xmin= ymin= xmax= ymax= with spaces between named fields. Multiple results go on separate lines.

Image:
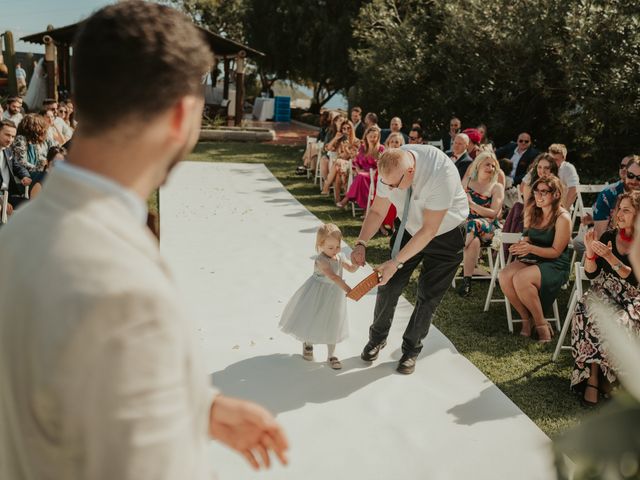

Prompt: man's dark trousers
xmin=369 ymin=222 xmax=465 ymax=357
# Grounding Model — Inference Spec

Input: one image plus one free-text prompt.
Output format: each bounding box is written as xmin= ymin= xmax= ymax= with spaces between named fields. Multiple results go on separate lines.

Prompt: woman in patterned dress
xmin=457 ymin=151 xmax=504 ymax=296
xmin=571 ymin=191 xmax=640 ymax=407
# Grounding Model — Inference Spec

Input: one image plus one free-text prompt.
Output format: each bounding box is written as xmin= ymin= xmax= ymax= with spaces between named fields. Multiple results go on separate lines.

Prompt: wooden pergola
xmin=21 ymin=22 xmax=264 ymax=125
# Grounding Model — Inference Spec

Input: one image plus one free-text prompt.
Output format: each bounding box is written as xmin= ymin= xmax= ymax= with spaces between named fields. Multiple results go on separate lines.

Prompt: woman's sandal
xmin=302 ymin=343 xmax=314 ymax=361
xmin=328 ymin=356 xmax=342 ymax=370
xmin=535 ymin=323 xmax=554 ymax=343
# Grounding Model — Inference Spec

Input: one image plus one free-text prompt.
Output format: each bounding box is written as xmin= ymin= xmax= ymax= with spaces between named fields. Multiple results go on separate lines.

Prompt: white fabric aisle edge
xmin=160 ymin=162 xmax=556 ymax=480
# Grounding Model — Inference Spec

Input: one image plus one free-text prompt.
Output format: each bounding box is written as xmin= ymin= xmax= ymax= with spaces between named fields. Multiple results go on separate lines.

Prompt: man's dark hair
xmin=410 ymin=127 xmax=423 ymax=138
xmin=6 ymin=96 xmax=19 ymax=104
xmin=365 ymin=112 xmax=378 ymax=124
xmin=351 ymin=106 xmax=362 ymax=114
xmin=72 ymin=0 xmax=214 ymax=134
xmin=0 ymin=119 xmax=17 ymax=131
xmin=42 ymin=98 xmax=57 ymax=107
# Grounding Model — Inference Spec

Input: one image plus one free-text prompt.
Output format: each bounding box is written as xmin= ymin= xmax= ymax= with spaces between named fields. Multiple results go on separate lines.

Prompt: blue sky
xmin=0 ymin=0 xmax=117 ymax=53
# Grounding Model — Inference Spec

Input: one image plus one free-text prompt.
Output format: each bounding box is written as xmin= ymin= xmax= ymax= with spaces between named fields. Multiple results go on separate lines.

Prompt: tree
xmin=350 ymin=0 xmax=640 ymax=179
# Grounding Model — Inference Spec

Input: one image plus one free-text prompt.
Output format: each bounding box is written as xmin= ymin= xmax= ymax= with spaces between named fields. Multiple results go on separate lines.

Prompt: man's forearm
xmin=395 ymin=228 xmax=436 ymax=264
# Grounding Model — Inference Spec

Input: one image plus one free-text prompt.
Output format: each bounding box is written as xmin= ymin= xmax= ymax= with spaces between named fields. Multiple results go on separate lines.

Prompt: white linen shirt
xmin=376 ymin=145 xmax=469 ymax=237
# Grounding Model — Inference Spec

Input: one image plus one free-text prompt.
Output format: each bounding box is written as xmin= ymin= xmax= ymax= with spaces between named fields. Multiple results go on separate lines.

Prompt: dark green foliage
xmin=350 ymin=0 xmax=640 ymax=181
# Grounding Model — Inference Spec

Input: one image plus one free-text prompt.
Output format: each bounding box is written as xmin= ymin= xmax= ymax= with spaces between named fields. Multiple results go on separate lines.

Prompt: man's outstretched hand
xmin=209 ymin=395 xmax=289 ymax=470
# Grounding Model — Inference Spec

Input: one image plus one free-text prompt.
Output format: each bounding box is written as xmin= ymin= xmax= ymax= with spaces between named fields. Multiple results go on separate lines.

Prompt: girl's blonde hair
xmin=468 ymin=151 xmax=500 ymax=186
xmin=316 ymin=223 xmax=342 ymax=252
xmin=385 ymin=131 xmax=405 ymax=148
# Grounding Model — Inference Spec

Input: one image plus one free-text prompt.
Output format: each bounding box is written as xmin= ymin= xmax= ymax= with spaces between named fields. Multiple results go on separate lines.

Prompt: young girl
xmin=278 ymin=224 xmax=359 ymax=369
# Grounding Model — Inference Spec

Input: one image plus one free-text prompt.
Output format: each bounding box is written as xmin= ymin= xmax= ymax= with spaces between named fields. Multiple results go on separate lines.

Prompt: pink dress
xmin=345 ymin=145 xmax=384 ymax=209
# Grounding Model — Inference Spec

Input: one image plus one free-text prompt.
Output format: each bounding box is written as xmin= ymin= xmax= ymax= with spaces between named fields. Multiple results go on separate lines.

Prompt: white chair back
xmin=570 ymin=184 xmax=608 ymax=225
xmin=427 ymin=140 xmax=444 ymax=150
xmin=1 ymin=189 xmax=8 ymax=224
xmin=553 ymin=262 xmax=586 ymax=361
xmin=313 ymin=141 xmax=325 ymax=186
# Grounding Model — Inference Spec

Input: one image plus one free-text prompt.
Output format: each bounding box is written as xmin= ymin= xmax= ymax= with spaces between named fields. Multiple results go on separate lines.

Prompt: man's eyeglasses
xmin=517 ymin=139 xmax=530 ymax=144
xmin=533 ymin=188 xmax=552 ymax=197
xmin=409 ymin=136 xmax=419 ymax=142
xmin=626 ymin=171 xmax=640 ymax=181
xmin=620 ymin=163 xmax=629 ymax=170
xmin=380 ymin=173 xmax=405 ymax=189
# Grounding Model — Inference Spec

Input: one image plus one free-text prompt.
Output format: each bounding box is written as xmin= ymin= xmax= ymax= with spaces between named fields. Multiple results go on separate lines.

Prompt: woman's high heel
xmin=535 ymin=323 xmax=554 ymax=343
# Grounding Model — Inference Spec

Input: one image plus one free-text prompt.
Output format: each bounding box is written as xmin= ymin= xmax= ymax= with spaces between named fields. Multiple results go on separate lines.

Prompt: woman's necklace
xmin=619 ymin=229 xmax=633 ymax=242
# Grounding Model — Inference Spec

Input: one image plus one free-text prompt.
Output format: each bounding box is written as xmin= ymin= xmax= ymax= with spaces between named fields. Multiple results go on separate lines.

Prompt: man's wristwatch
xmin=392 ymin=257 xmax=404 ymax=269
xmin=612 ymin=261 xmax=623 ymax=272
xmin=355 ymin=240 xmax=367 ymax=248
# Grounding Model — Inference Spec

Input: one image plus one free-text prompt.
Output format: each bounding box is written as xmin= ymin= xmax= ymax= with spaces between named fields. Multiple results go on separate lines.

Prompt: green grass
xmin=156 ymin=141 xmax=592 ymax=438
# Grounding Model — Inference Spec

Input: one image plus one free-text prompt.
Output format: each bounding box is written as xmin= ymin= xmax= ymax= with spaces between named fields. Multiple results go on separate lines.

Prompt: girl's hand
xmin=592 ymin=240 xmax=614 ymax=262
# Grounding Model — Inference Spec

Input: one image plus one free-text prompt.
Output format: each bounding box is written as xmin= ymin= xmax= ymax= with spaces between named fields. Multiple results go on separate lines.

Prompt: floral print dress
xmin=570 ymin=229 xmax=640 ymax=389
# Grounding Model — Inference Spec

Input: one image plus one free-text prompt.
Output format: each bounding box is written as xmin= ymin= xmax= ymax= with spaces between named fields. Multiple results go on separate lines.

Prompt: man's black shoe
xmin=397 ymin=354 xmax=417 ymax=374
xmin=360 ymin=340 xmax=387 ymax=362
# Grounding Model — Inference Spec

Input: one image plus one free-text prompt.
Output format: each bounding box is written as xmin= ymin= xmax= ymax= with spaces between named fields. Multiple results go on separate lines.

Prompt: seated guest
xmin=502 ymin=154 xmax=561 ymax=257
xmin=548 ymin=143 xmax=579 ymax=209
xmin=477 ymin=123 xmax=494 ymax=148
xmin=521 ymin=153 xmax=560 ymax=204
xmin=29 ymin=146 xmax=66 ymax=200
xmin=351 ymin=106 xmax=365 ymax=139
xmin=300 ymin=110 xmax=331 ymax=174
xmin=322 ymin=119 xmax=360 ymax=202
xmin=43 ymin=98 xmax=73 ymax=143
xmin=457 ymin=152 xmax=505 ymax=296
xmin=41 ymin=109 xmax=65 ymax=146
xmin=408 ymin=127 xmax=423 ymax=144
xmin=337 ymin=125 xmax=382 ymax=209
xmin=571 ymin=191 xmax=640 ymax=407
xmin=449 ymin=132 xmax=473 ymax=179
xmin=2 ymin=96 xmax=23 ymax=126
xmin=591 ymin=155 xmax=640 ymax=239
xmin=64 ymin=99 xmax=78 ymax=129
xmin=462 ymin=128 xmax=481 ymax=159
xmin=361 ymin=112 xmax=378 ymax=139
xmin=375 ymin=133 xmax=403 ymax=235
xmin=498 ymin=175 xmax=571 ymax=341
xmin=384 ymin=132 xmax=405 ymax=149
xmin=0 ymin=120 xmax=32 ymax=215
xmin=319 ymin=113 xmax=345 ymax=182
xmin=380 ymin=117 xmax=409 ymax=145
xmin=11 ymin=113 xmax=54 ymax=173
xmin=495 ymin=131 xmax=540 ymax=186
xmin=442 ymin=116 xmax=461 ymax=153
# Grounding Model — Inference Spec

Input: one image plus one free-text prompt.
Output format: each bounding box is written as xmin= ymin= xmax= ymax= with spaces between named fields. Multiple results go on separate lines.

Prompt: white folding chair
xmin=553 ymin=262 xmax=586 ymax=361
xmin=305 ymin=136 xmax=318 ymax=179
xmin=452 ymin=244 xmax=495 ymax=287
xmin=1 ymin=188 xmax=8 ymax=224
xmin=484 ymin=232 xmax=522 ymax=313
xmin=570 ymin=184 xmax=608 ymax=227
xmin=427 ymin=139 xmax=444 ymax=150
xmin=313 ymin=141 xmax=325 ymax=186
xmin=483 ymin=232 xmax=561 ymax=333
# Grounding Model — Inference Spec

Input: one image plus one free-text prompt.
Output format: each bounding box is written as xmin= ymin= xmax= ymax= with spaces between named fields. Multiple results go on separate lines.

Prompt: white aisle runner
xmin=160 ymin=162 xmax=556 ymax=480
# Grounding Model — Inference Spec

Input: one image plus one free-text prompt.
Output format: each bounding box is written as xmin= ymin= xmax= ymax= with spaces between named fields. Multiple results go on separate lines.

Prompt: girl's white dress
xmin=278 ymin=253 xmax=348 ymax=344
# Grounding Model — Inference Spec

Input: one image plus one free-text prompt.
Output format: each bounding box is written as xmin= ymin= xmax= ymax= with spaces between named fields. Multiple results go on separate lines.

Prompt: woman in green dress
xmin=498 ymin=175 xmax=572 ymax=342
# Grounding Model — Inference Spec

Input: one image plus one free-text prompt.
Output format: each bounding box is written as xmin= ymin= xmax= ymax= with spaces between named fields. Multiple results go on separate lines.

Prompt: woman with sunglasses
xmin=571 ymin=191 xmax=640 ymax=407
xmin=498 ymin=175 xmax=572 ymax=342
